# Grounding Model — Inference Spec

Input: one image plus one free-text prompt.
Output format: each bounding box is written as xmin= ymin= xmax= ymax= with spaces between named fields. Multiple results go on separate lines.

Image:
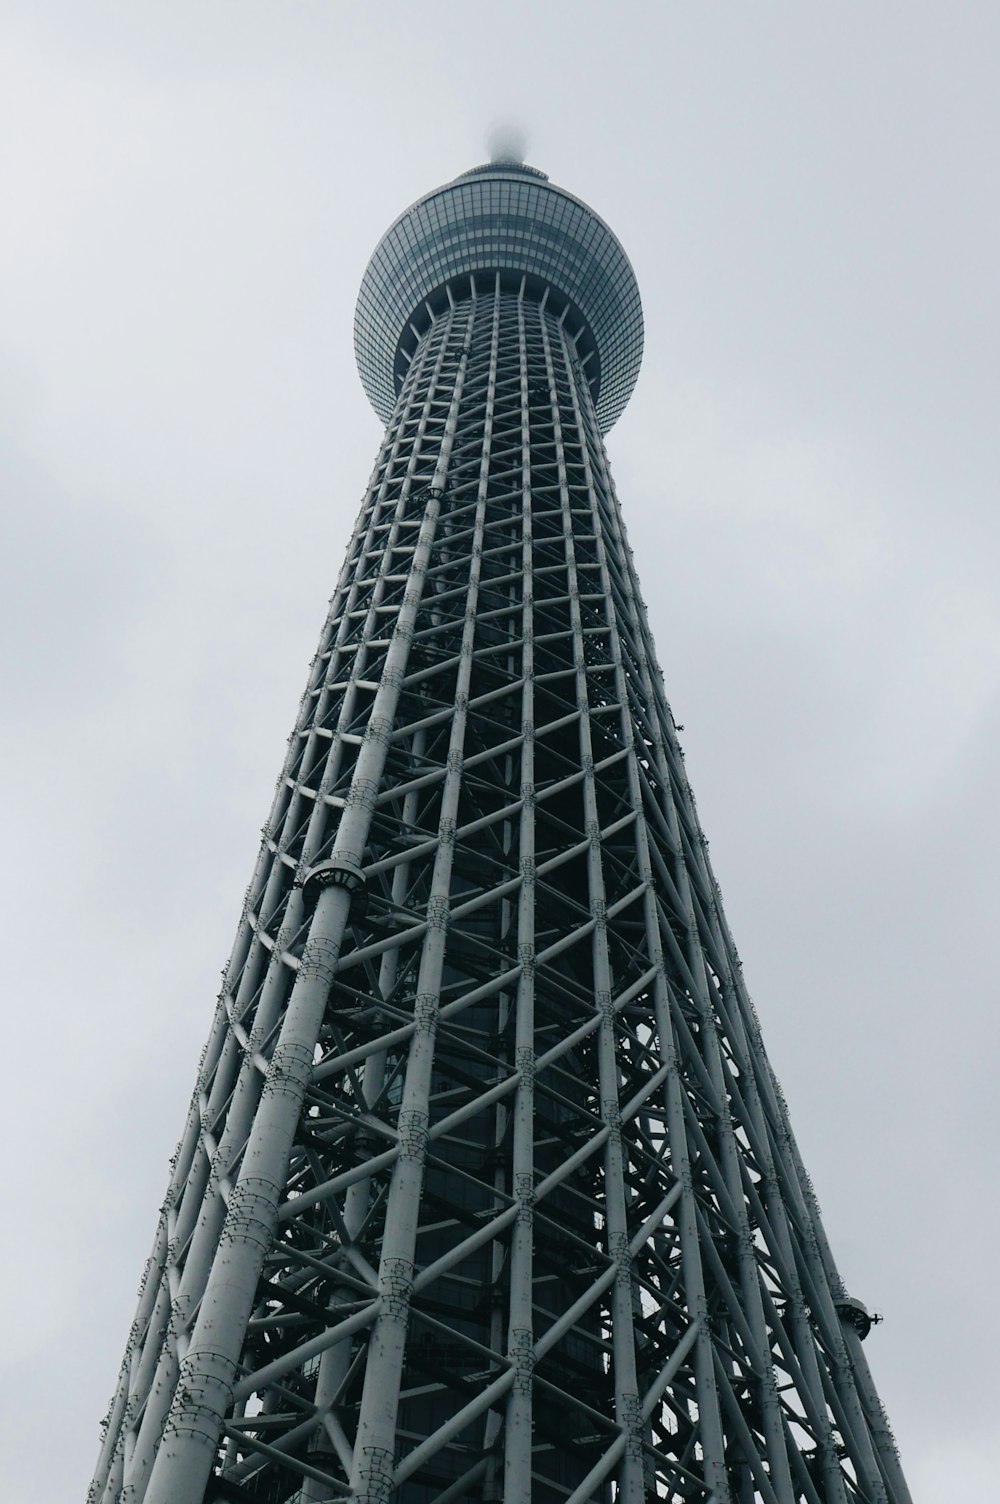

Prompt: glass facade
xmin=355 ymin=161 xmax=643 ymax=434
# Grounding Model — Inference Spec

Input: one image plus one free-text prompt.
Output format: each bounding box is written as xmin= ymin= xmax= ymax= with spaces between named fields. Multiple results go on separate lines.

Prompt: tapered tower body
xmin=91 ymin=160 xmax=910 ymax=1504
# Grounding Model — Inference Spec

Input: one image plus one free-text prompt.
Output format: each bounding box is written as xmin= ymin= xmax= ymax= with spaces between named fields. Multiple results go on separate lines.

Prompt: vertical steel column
xmin=541 ymin=304 xmax=645 ymax=1504
xmin=349 ymin=284 xmax=499 ymax=1504
xmin=502 ymin=285 xmax=538 ymax=1504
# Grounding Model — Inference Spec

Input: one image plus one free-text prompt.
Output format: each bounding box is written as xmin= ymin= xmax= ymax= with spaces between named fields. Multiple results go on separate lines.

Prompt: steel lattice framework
xmin=91 ymin=161 xmax=911 ymax=1504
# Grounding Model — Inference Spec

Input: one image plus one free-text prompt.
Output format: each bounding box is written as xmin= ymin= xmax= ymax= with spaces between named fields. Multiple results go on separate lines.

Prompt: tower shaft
xmin=91 ymin=210 xmax=910 ymax=1504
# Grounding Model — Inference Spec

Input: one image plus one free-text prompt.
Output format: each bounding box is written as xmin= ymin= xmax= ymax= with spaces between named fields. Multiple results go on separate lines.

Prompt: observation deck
xmin=355 ymin=159 xmax=643 ymax=434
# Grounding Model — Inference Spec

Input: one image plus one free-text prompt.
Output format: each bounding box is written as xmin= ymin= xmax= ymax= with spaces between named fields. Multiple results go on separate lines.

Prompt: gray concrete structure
xmin=90 ymin=158 xmax=911 ymax=1504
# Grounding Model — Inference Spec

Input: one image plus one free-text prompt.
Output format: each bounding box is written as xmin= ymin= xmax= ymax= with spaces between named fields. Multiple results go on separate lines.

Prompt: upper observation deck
xmin=354 ymin=159 xmax=643 ymax=434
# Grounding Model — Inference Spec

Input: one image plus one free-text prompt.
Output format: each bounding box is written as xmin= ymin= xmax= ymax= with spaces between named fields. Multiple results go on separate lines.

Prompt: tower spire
xmin=486 ymin=122 xmax=528 ymax=164
xmin=90 ymin=161 xmax=910 ymax=1504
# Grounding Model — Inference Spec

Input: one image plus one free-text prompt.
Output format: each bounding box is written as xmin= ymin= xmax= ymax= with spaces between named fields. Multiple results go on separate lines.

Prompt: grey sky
xmin=2 ymin=3 xmax=997 ymax=1496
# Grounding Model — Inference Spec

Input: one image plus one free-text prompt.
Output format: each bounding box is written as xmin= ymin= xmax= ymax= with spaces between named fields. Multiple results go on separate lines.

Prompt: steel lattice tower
xmin=91 ymin=158 xmax=911 ymax=1504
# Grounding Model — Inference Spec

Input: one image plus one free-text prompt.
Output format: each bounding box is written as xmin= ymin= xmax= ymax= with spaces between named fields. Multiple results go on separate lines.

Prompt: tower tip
xmin=486 ymin=121 xmax=527 ymax=165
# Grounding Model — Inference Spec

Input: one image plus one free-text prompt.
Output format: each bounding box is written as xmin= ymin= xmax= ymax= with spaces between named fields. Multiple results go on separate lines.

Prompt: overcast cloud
xmin=1 ymin=4 xmax=997 ymax=1497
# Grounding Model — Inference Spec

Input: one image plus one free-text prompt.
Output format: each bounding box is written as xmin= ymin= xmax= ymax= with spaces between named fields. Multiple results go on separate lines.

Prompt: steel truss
xmin=91 ymin=276 xmax=910 ymax=1504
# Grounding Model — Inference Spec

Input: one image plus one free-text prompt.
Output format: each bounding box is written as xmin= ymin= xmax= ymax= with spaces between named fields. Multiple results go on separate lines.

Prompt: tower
xmin=90 ymin=157 xmax=910 ymax=1504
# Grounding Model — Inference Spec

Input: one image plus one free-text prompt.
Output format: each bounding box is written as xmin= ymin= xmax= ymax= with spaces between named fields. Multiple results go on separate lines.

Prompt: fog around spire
xmin=487 ymin=119 xmax=527 ymax=163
